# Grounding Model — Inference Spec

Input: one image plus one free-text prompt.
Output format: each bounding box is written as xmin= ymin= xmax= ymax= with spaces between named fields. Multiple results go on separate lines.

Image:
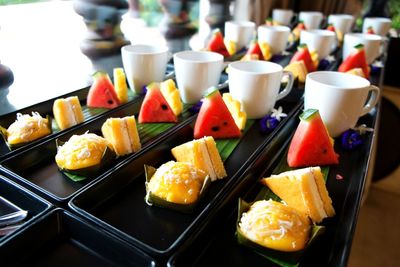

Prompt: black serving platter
xmin=0 ymin=208 xmax=157 ymax=267
xmin=68 ymin=91 xmax=303 ymax=263
xmin=0 ymin=174 xmax=51 ymax=243
xmin=167 ymin=104 xmax=379 ymax=267
xmin=0 ymin=89 xmax=199 ymax=205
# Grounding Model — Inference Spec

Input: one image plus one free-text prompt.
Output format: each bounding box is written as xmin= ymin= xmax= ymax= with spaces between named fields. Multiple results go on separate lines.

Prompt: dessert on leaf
xmin=87 ymin=71 xmax=120 ymax=109
xmin=138 ymin=82 xmax=178 ymax=123
xmin=0 ymin=112 xmax=51 ymax=149
xmin=194 ymin=87 xmax=241 ymax=139
xmin=206 ymin=29 xmax=231 ymax=58
xmin=290 ymin=44 xmax=316 ymax=72
xmin=113 ymin=67 xmax=129 ymax=104
xmin=53 ymin=96 xmax=85 ymax=130
xmin=222 ymin=93 xmax=247 ymax=130
xmin=237 ymin=199 xmax=311 ymax=252
xmin=101 ymin=116 xmax=141 ymax=157
xmin=171 ymin=136 xmax=227 ymax=181
xmin=262 ymin=167 xmax=335 ymax=223
xmin=287 ymin=109 xmax=339 ymax=167
xmin=338 ymin=44 xmax=370 ymax=79
xmin=144 ymin=161 xmax=210 ymax=213
xmin=160 ymin=79 xmax=183 ymax=116
xmin=55 ymin=132 xmax=115 ymax=180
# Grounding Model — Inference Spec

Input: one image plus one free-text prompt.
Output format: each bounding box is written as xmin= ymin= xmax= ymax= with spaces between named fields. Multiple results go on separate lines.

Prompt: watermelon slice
xmin=290 ymin=44 xmax=316 ymax=72
xmin=338 ymin=44 xmax=370 ymax=79
xmin=207 ymin=29 xmax=230 ymax=57
xmin=326 ymin=23 xmax=336 ymax=32
xmin=194 ymin=88 xmax=241 ymax=139
xmin=138 ymin=83 xmax=177 ymax=123
xmin=245 ymin=40 xmax=264 ymax=60
xmin=87 ymin=71 xmax=120 ymax=109
xmin=366 ymin=26 xmax=375 ymax=34
xmin=287 ymin=109 xmax=339 ymax=167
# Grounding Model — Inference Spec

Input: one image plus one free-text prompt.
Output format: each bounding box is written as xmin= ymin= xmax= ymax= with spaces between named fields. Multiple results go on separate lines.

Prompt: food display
xmin=290 ymin=44 xmax=317 ymax=72
xmin=53 ymin=96 xmax=85 ymax=130
xmin=206 ymin=29 xmax=231 ymax=58
xmin=0 ymin=112 xmax=51 ymax=148
xmin=138 ymin=82 xmax=178 ymax=123
xmin=241 ymin=40 xmax=265 ymax=61
xmin=194 ymin=88 xmax=240 ymax=139
xmin=87 ymin=71 xmax=120 ymax=109
xmin=237 ymin=199 xmax=311 ymax=252
xmin=338 ymin=44 xmax=370 ymax=79
xmin=101 ymin=116 xmax=141 ymax=157
xmin=171 ymin=136 xmax=227 ymax=181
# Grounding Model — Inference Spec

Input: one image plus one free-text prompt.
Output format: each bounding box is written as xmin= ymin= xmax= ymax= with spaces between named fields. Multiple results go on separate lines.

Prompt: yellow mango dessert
xmin=222 ymin=93 xmax=247 ymax=130
xmin=3 ymin=112 xmax=51 ymax=146
xmin=53 ymin=96 xmax=84 ymax=130
xmin=238 ymin=199 xmax=311 ymax=252
xmin=160 ymin=79 xmax=183 ymax=116
xmin=262 ymin=167 xmax=335 ymax=223
xmin=171 ymin=136 xmax=226 ymax=181
xmin=55 ymin=132 xmax=112 ymax=171
xmin=101 ymin=116 xmax=141 ymax=157
xmin=146 ymin=161 xmax=207 ymax=204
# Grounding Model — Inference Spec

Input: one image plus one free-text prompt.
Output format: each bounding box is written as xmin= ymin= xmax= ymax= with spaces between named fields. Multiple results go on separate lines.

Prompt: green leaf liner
xmin=144 ymin=164 xmax=212 ymax=214
xmin=236 ymin=199 xmax=325 ymax=267
xmin=0 ymin=115 xmax=52 ymax=151
xmin=56 ymin=139 xmax=116 ymax=182
xmin=236 ymin=150 xmax=329 ymax=267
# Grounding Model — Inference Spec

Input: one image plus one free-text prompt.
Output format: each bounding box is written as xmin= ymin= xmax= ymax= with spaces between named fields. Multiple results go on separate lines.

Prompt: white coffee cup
xmin=121 ymin=44 xmax=171 ymax=94
xmin=224 ymin=20 xmax=256 ymax=50
xmin=272 ymin=9 xmax=294 ymax=26
xmin=300 ymin=29 xmax=336 ymax=59
xmin=174 ymin=51 xmax=224 ymax=104
xmin=304 ymin=71 xmax=380 ymax=137
xmin=342 ymin=33 xmax=383 ymax=64
xmin=257 ymin=25 xmax=291 ymax=55
xmin=299 ymin=11 xmax=323 ymax=30
xmin=228 ymin=61 xmax=294 ymax=119
xmin=327 ymin=14 xmax=354 ymax=33
xmin=362 ymin=17 xmax=392 ymax=36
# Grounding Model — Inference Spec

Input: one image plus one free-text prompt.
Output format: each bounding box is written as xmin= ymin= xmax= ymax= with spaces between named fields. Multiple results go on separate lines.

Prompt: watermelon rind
xmin=299 ymin=109 xmax=319 ymax=121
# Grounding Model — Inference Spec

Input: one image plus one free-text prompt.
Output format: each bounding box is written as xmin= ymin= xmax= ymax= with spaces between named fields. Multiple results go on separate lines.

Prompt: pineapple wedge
xmin=283 ymin=61 xmax=308 ymax=83
xmin=346 ymin=68 xmax=365 ymax=78
xmin=224 ymin=39 xmax=237 ymax=56
xmin=160 ymin=79 xmax=183 ymax=116
xmin=113 ymin=68 xmax=129 ymax=104
xmin=222 ymin=93 xmax=247 ymax=130
xmin=259 ymin=41 xmax=272 ymax=61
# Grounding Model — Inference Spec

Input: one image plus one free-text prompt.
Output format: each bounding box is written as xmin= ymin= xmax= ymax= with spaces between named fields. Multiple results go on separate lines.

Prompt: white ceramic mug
xmin=299 ymin=11 xmax=323 ymax=30
xmin=300 ymin=29 xmax=336 ymax=59
xmin=228 ymin=61 xmax=294 ymax=119
xmin=342 ymin=33 xmax=384 ymax=64
xmin=327 ymin=14 xmax=354 ymax=33
xmin=224 ymin=20 xmax=256 ymax=50
xmin=304 ymin=71 xmax=380 ymax=137
xmin=362 ymin=17 xmax=392 ymax=36
xmin=174 ymin=51 xmax=224 ymax=104
xmin=257 ymin=25 xmax=291 ymax=55
xmin=121 ymin=44 xmax=171 ymax=94
xmin=272 ymin=9 xmax=294 ymax=26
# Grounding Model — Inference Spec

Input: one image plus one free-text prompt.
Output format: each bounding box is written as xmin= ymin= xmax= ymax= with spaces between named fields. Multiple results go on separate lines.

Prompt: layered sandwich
xmin=171 ymin=136 xmax=226 ymax=181
xmin=53 ymin=96 xmax=84 ymax=130
xmin=262 ymin=167 xmax=335 ymax=223
xmin=101 ymin=116 xmax=141 ymax=157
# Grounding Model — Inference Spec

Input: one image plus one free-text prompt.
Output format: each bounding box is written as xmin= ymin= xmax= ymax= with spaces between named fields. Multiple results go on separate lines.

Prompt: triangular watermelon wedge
xmin=87 ymin=71 xmax=120 ymax=109
xmin=287 ymin=109 xmax=339 ymax=167
xmin=207 ymin=29 xmax=230 ymax=57
xmin=290 ymin=44 xmax=316 ymax=72
xmin=138 ymin=83 xmax=178 ymax=123
xmin=338 ymin=44 xmax=370 ymax=79
xmin=194 ymin=88 xmax=241 ymax=139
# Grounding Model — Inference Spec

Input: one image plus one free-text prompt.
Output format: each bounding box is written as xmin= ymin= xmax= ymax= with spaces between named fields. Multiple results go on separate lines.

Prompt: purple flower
xmin=341 ymin=129 xmax=364 ymax=150
xmin=142 ymin=85 xmax=148 ymax=95
xmin=189 ymin=100 xmax=203 ymax=113
xmin=318 ymin=59 xmax=330 ymax=70
xmin=260 ymin=115 xmax=279 ymax=134
xmin=271 ymin=54 xmax=285 ymax=63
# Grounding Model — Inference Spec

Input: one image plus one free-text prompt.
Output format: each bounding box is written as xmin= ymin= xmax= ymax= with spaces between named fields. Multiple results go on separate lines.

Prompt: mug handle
xmin=276 ymin=71 xmax=294 ymax=101
xmin=360 ymin=85 xmax=380 ymax=116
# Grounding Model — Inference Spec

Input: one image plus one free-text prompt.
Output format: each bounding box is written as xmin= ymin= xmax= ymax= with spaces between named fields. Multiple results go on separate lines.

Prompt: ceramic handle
xmin=360 ymin=85 xmax=380 ymax=116
xmin=276 ymin=71 xmax=294 ymax=101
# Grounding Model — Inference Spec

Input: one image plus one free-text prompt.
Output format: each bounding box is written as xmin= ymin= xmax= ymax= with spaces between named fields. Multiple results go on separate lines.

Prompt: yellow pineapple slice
xmin=259 ymin=41 xmax=272 ymax=61
xmin=346 ymin=68 xmax=365 ymax=78
xmin=113 ymin=68 xmax=129 ymax=104
xmin=222 ymin=93 xmax=247 ymax=130
xmin=310 ymin=50 xmax=319 ymax=69
xmin=160 ymin=79 xmax=183 ymax=116
xmin=283 ymin=61 xmax=308 ymax=83
xmin=224 ymin=39 xmax=237 ymax=56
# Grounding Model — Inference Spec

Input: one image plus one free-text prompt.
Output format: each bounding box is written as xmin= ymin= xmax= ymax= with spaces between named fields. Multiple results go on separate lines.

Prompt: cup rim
xmin=258 ymin=25 xmax=291 ymax=32
xmin=173 ymin=50 xmax=223 ymax=63
xmin=364 ymin=17 xmax=392 ymax=23
xmin=328 ymin=14 xmax=354 ymax=19
xmin=344 ymin=32 xmax=383 ymax=41
xmin=121 ymin=44 xmax=169 ymax=55
xmin=228 ymin=60 xmax=283 ymax=74
xmin=273 ymin=8 xmax=293 ymax=13
xmin=306 ymin=71 xmax=370 ymax=90
xmin=301 ymin=29 xmax=336 ymax=36
xmin=299 ymin=11 xmax=323 ymax=16
xmin=225 ymin=20 xmax=256 ymax=28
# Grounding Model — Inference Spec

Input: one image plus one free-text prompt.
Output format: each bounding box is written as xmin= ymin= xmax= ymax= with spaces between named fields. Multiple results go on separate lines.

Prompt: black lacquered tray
xmin=0 ymin=174 xmax=51 ymax=244
xmin=67 ymin=89 xmax=303 ymax=263
xmin=0 ymin=208 xmax=156 ymax=267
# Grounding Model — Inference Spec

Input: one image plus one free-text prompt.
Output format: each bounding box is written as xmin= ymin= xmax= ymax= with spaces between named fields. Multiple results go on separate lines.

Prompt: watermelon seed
xmin=223 ymin=122 xmax=228 ymax=126
xmin=161 ymin=104 xmax=168 ymax=110
xmin=211 ymin=126 xmax=220 ymax=132
xmin=323 ymin=148 xmax=327 ymax=154
xmin=108 ymin=100 xmax=114 ymax=105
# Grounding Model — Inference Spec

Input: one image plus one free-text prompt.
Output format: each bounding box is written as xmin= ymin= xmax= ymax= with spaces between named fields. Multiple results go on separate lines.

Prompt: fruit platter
xmin=0 ymin=16 xmax=386 ymax=267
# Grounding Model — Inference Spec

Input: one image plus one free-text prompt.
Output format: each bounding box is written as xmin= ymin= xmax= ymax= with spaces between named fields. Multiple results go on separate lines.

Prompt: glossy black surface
xmin=0 ymin=209 xmax=156 ymax=267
